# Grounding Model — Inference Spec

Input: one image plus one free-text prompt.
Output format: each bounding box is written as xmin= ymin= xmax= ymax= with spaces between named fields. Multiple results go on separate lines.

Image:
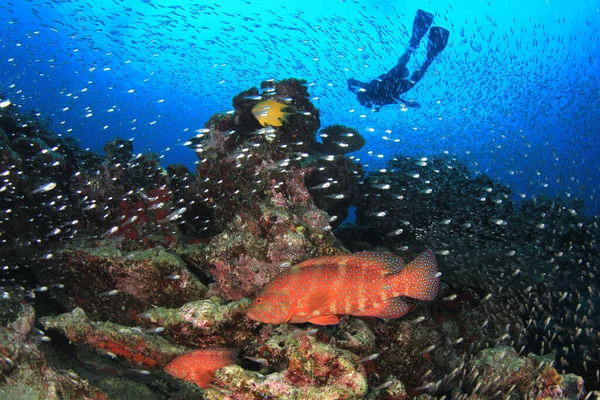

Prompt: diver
xmin=348 ymin=9 xmax=449 ymax=110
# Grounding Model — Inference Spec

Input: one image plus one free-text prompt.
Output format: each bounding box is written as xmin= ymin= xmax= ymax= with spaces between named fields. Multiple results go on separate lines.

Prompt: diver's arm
xmin=395 ymin=97 xmax=421 ymax=108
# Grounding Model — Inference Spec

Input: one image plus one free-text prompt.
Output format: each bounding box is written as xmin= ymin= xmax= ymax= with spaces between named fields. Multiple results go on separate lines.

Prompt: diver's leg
xmin=381 ymin=49 xmax=412 ymax=81
xmin=385 ymin=9 xmax=433 ymax=81
xmin=407 ymin=26 xmax=449 ymax=85
xmin=395 ymin=48 xmax=412 ymax=70
xmin=409 ymin=9 xmax=434 ymax=50
xmin=350 ymin=10 xmax=435 ymax=99
xmin=408 ymin=58 xmax=434 ymax=85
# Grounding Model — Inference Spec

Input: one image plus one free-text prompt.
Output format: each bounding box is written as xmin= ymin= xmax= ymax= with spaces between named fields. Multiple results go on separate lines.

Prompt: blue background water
xmin=1 ymin=0 xmax=598 ymax=213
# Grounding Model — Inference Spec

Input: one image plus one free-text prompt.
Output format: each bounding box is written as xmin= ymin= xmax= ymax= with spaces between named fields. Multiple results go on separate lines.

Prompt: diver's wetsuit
xmin=348 ymin=9 xmax=449 ymax=110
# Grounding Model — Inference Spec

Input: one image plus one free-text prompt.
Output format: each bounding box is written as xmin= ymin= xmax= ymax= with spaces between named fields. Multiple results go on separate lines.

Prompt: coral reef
xmin=344 ymin=152 xmax=600 ymax=394
xmin=0 ymin=79 xmax=598 ymax=399
xmin=35 ymin=246 xmax=208 ymax=325
xmin=185 ymin=79 xmax=348 ymax=300
xmin=40 ymin=307 xmax=187 ymax=369
xmin=462 ymin=346 xmax=586 ymax=398
xmin=137 ymin=297 xmax=252 ymax=348
xmin=310 ymin=124 xmax=366 ymax=155
xmin=203 ymin=325 xmax=369 ymax=399
xmin=205 ymin=167 xmax=347 ymax=300
xmin=0 ymin=288 xmax=110 ymax=399
xmin=304 ymin=154 xmax=364 ymax=228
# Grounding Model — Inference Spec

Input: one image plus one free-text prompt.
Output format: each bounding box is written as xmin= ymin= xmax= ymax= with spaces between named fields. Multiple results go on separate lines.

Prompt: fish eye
xmin=255 ymin=298 xmax=263 ymax=304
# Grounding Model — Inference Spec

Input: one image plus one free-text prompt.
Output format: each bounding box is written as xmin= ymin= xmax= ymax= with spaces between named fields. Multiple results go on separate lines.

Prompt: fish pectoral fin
xmin=308 ymin=314 xmax=340 ymax=325
xmin=189 ymin=369 xmax=215 ymax=389
xmin=306 ymin=289 xmax=335 ymax=311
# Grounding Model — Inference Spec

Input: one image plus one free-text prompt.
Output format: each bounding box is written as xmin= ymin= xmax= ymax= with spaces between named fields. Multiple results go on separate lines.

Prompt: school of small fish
xmin=0 ymin=0 xmax=597 ymax=212
xmin=0 ymin=0 xmax=598 ymax=396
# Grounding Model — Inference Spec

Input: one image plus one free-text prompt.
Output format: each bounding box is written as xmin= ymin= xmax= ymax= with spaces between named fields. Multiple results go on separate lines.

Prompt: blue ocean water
xmin=0 ymin=0 xmax=599 ymax=216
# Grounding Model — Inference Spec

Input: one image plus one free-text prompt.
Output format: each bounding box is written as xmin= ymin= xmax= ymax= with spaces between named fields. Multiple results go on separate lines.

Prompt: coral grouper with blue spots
xmin=247 ymin=250 xmax=439 ymax=325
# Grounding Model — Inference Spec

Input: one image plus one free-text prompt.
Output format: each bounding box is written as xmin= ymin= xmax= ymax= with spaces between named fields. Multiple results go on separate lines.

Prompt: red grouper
xmin=164 ymin=348 xmax=237 ymax=389
xmin=246 ymin=249 xmax=439 ymax=325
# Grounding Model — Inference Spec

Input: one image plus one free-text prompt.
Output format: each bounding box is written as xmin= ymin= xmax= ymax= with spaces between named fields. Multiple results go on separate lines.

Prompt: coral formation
xmin=310 ymin=124 xmax=366 ymax=155
xmin=35 ymin=246 xmax=208 ymax=325
xmin=0 ymin=289 xmax=110 ymax=399
xmin=203 ymin=326 xmax=369 ymax=399
xmin=0 ymin=79 xmax=597 ymax=399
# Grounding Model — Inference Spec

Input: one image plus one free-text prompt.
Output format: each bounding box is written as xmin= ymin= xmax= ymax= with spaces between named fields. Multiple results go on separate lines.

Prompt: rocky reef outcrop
xmin=0 ymin=81 xmax=597 ymax=399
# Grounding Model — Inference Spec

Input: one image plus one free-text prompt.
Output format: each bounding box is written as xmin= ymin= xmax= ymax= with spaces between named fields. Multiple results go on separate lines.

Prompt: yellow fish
xmin=251 ymin=100 xmax=293 ymax=127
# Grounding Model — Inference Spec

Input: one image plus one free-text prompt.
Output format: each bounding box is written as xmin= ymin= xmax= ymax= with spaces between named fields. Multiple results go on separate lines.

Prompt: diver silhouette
xmin=348 ymin=9 xmax=449 ymax=110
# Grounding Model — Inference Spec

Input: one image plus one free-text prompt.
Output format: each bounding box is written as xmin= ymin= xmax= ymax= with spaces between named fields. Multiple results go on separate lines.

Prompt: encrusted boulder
xmin=35 ymin=247 xmax=208 ymax=325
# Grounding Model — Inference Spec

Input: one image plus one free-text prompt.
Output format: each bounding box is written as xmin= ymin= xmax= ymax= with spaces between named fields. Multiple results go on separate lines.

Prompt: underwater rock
xmin=10 ymin=136 xmax=50 ymax=158
xmin=230 ymin=78 xmax=320 ymax=150
xmin=193 ymin=84 xmax=349 ymax=300
xmin=335 ymin=318 xmax=377 ymax=355
xmin=90 ymin=377 xmax=161 ymax=400
xmin=35 ymin=246 xmax=207 ymax=325
xmin=137 ymin=297 xmax=252 ymax=348
xmin=310 ymin=124 xmax=366 ymax=155
xmin=0 ymin=106 xmax=98 ymax=254
xmin=304 ymin=154 xmax=364 ymax=228
xmin=40 ymin=307 xmax=187 ymax=369
xmin=92 ymin=149 xmax=181 ymax=249
xmin=0 ymin=105 xmax=190 ymax=256
xmin=206 ymin=171 xmax=346 ymax=301
xmin=203 ymin=325 xmax=368 ymax=399
xmin=364 ymin=377 xmax=408 ymax=400
xmin=0 ymin=288 xmax=110 ymax=399
xmin=280 ymin=327 xmax=367 ymax=397
xmin=0 ymin=125 xmax=7 ymax=144
xmin=166 ymin=163 xmax=216 ymax=238
xmin=343 ymin=152 xmax=599 ymax=392
xmin=354 ymin=154 xmax=514 ymax=256
xmin=462 ymin=346 xmax=587 ymax=398
xmin=366 ymin=308 xmax=453 ymax=390
xmin=191 ymin=78 xmax=323 ymax=231
xmin=103 ymin=136 xmax=134 ymax=165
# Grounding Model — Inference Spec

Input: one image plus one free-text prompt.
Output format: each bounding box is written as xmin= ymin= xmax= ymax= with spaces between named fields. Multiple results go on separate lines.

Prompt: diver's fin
xmin=426 ymin=27 xmax=449 ymax=59
xmin=409 ymin=9 xmax=434 ymax=49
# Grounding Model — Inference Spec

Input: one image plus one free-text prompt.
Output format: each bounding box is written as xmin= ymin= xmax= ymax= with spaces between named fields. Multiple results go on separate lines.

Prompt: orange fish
xmin=164 ymin=348 xmax=237 ymax=389
xmin=246 ymin=250 xmax=438 ymax=325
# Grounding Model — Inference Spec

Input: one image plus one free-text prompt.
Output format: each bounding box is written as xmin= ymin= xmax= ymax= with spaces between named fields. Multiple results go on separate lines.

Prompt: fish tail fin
xmin=397 ymin=249 xmax=439 ymax=301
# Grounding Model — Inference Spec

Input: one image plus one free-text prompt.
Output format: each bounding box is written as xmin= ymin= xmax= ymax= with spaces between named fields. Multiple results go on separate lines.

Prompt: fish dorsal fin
xmin=397 ymin=249 xmax=439 ymax=301
xmin=308 ymin=314 xmax=340 ymax=325
xmin=353 ymin=252 xmax=406 ymax=274
xmin=306 ymin=289 xmax=335 ymax=311
xmin=293 ymin=255 xmax=339 ymax=269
